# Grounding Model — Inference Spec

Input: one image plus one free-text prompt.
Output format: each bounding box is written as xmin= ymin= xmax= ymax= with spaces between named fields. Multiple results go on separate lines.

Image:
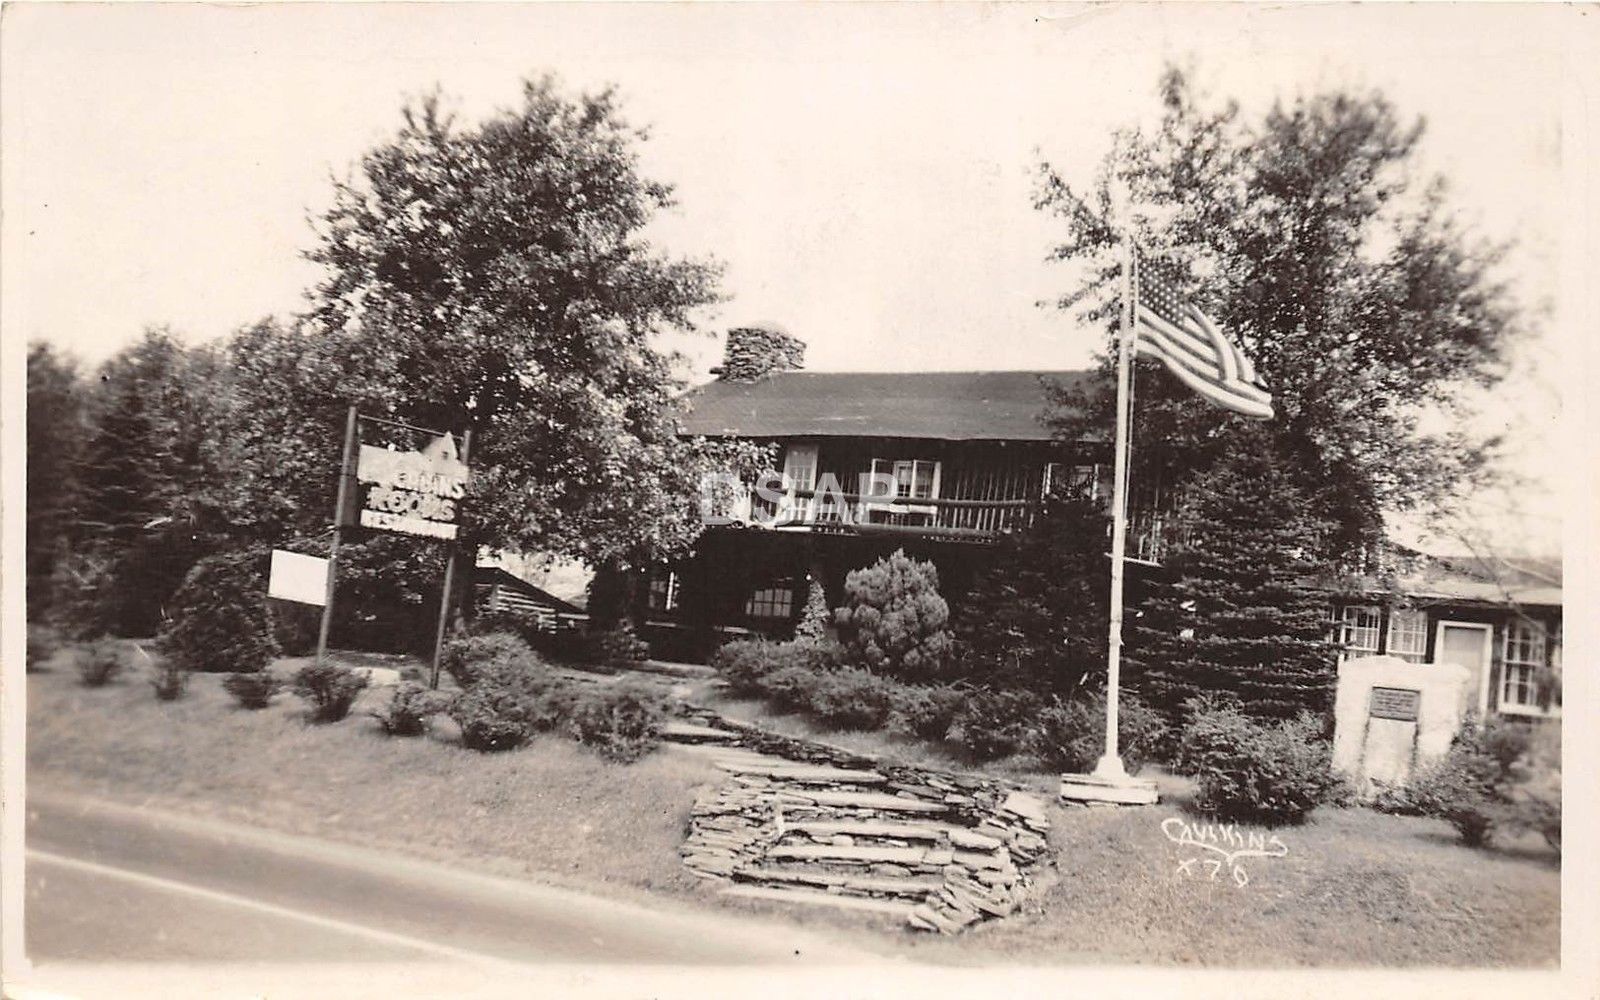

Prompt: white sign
xmin=268 ymin=550 xmax=330 ymax=606
xmin=353 ymin=432 xmax=469 ymax=540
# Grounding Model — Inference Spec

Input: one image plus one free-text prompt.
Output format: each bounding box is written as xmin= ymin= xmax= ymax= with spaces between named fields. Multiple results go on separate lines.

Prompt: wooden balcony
xmin=737 ymin=486 xmax=1172 ymax=560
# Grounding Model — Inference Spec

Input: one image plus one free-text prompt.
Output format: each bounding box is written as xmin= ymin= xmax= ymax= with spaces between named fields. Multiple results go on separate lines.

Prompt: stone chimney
xmin=713 ymin=324 xmax=806 ymax=382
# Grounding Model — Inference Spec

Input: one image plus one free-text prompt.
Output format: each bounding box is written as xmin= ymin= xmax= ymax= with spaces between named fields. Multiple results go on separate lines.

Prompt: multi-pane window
xmin=1501 ymin=620 xmax=1547 ymax=711
xmin=870 ymin=458 xmax=939 ymax=500
xmin=745 ymin=580 xmax=794 ymax=620
xmin=782 ymin=444 xmax=818 ymax=491
xmin=648 ymin=570 xmax=679 ymax=613
xmin=1386 ymin=608 xmax=1428 ymax=662
xmin=1340 ymin=606 xmax=1382 ymax=659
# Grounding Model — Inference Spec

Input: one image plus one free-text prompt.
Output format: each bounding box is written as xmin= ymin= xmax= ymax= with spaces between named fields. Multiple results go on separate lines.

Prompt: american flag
xmin=1133 ymin=255 xmax=1274 ymax=420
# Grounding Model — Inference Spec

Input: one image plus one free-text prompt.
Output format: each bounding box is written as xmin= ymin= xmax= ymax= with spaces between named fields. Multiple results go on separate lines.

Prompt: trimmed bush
xmin=808 ymin=667 xmax=897 ymax=730
xmin=762 ymin=663 xmax=822 ymax=714
xmin=1029 ymin=692 xmax=1168 ymax=775
xmin=833 ymin=550 xmax=954 ymax=682
xmin=150 ymin=656 xmax=189 ymax=701
xmin=440 ymin=631 xmax=536 ymax=689
xmin=223 ymin=670 xmax=283 ymax=710
xmin=568 ymin=680 xmax=666 ymax=762
xmin=291 ymin=662 xmax=370 ymax=723
xmin=1408 ymin=715 xmax=1560 ymax=849
xmin=371 ymin=682 xmax=453 ymax=736
xmin=1179 ymin=704 xmax=1336 ymax=825
xmin=712 ymin=638 xmax=840 ymax=698
xmin=891 ymin=683 xmax=966 ymax=741
xmin=450 ymin=660 xmax=576 ymax=752
xmin=954 ymin=688 xmax=1045 ymax=760
xmin=157 ymin=550 xmax=279 ymax=674
xmin=76 ymin=639 xmax=127 ymax=687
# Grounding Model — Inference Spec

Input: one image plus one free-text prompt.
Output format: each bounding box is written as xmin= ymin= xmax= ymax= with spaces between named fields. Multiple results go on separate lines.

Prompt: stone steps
xmin=669 ymin=704 xmax=1051 ymax=935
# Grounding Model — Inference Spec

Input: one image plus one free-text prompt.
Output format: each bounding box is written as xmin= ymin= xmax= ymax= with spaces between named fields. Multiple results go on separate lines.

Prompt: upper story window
xmin=870 ymin=458 xmax=940 ymax=500
xmin=1501 ymin=620 xmax=1548 ymax=713
xmin=781 ymin=444 xmax=818 ymax=492
xmin=1386 ymin=608 xmax=1428 ymax=662
xmin=1340 ymin=605 xmax=1382 ymax=660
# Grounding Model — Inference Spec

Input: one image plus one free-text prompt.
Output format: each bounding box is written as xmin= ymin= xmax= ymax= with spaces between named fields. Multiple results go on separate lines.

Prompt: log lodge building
xmin=620 ymin=325 xmax=1561 ymax=721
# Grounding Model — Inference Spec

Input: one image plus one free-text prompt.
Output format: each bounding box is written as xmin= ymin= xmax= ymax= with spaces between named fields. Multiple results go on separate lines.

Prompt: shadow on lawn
xmin=1410 ymin=827 xmax=1561 ymax=869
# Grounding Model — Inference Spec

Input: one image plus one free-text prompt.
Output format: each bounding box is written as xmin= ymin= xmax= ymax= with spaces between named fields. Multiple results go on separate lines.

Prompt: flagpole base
xmin=1092 ymin=754 xmax=1129 ymax=782
xmin=1060 ymin=761 xmax=1159 ymax=806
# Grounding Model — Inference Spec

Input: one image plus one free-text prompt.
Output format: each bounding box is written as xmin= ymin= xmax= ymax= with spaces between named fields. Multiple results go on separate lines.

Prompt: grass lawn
xmin=26 ymin=642 xmax=1561 ymax=967
xmin=26 ymin=647 xmax=720 ymax=908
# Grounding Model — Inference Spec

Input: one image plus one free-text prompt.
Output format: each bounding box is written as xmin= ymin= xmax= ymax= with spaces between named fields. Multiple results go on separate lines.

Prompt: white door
xmin=1435 ymin=621 xmax=1494 ymax=717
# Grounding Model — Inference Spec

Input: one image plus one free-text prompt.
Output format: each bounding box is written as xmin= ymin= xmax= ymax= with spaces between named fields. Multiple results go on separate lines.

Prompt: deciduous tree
xmin=1037 ymin=65 xmax=1519 ymax=557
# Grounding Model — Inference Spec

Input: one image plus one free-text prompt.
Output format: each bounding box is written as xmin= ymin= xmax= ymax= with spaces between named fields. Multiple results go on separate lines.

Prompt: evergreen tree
xmin=955 ymin=489 xmax=1113 ymax=695
xmin=834 ymin=549 xmax=953 ymax=682
xmin=26 ymin=343 xmax=87 ymax=609
xmin=1127 ymin=430 xmax=1339 ymax=723
xmin=75 ymin=329 xmax=222 ymax=634
xmin=794 ymin=563 xmax=831 ymax=642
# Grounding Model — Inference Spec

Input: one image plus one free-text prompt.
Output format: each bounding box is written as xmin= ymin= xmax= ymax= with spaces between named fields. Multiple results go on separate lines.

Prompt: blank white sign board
xmin=269 ymin=550 xmax=329 ymax=606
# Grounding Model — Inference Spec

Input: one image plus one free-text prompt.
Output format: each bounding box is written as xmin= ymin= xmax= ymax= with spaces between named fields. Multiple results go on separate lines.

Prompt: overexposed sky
xmin=2 ymin=2 xmax=1587 ymax=553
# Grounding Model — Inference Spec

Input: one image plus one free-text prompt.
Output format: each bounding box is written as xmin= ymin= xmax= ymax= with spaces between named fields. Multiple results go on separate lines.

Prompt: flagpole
xmin=1095 ymin=236 xmax=1137 ymax=781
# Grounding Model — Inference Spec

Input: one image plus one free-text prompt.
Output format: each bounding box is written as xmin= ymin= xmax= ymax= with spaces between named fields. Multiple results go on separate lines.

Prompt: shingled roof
xmin=676 ymin=370 xmax=1099 ymax=441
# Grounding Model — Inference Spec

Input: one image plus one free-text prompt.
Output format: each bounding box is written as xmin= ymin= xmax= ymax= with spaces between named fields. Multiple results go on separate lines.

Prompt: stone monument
xmin=1331 ymin=654 xmax=1472 ymax=798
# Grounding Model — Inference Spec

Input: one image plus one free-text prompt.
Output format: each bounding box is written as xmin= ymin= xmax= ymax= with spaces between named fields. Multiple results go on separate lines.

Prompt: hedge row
xmin=711 ymin=638 xmax=1168 ymax=772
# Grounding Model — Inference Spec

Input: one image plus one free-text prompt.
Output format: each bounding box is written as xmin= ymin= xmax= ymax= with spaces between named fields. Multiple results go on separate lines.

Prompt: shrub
xmin=223 ymin=670 xmax=283 ymax=710
xmin=270 ymin=598 xmax=321 ymax=657
xmin=1029 ymin=692 xmax=1168 ymax=774
xmin=591 ymin=622 xmax=650 ymax=669
xmin=711 ymin=639 xmax=775 ymax=697
xmin=833 ymin=549 xmax=954 ymax=682
xmin=440 ymin=631 xmax=536 ymax=689
xmin=713 ymin=638 xmax=840 ymax=698
xmin=808 ymin=667 xmax=897 ymax=730
xmin=1408 ymin=715 xmax=1559 ymax=849
xmin=761 ymin=664 xmax=822 ymax=714
xmin=568 ymin=680 xmax=666 ymax=762
xmin=450 ymin=659 xmax=575 ymax=752
xmin=291 ymin=663 xmax=370 ymax=723
xmin=157 ymin=550 xmax=280 ymax=673
xmin=150 ymin=656 xmax=189 ymax=701
xmin=76 ymin=639 xmax=127 ymax=687
xmin=1179 ymin=705 xmax=1336 ymax=825
xmin=954 ymin=688 xmax=1045 ymax=760
xmin=371 ymin=682 xmax=453 ymax=736
xmin=891 ymin=683 xmax=966 ymax=741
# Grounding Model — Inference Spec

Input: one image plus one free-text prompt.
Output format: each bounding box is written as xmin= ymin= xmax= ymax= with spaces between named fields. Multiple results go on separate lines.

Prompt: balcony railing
xmin=738 ymin=486 xmax=1173 ymax=559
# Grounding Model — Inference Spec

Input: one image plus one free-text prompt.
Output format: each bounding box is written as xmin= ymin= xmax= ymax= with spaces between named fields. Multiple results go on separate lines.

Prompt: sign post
xmin=316 ymin=408 xmax=472 ymax=678
xmin=314 ymin=405 xmax=359 ymax=668
xmin=429 ymin=428 xmax=471 ymax=690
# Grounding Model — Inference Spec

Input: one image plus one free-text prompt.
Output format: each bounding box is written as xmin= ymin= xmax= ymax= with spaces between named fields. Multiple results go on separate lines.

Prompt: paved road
xmin=19 ymin=791 xmax=888 ymax=977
